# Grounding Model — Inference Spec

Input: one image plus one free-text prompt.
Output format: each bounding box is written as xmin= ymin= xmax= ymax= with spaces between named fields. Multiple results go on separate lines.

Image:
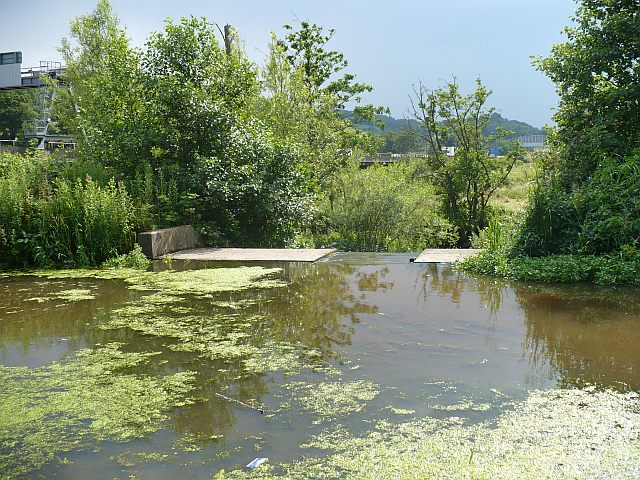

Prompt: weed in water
xmin=0 ymin=343 xmax=196 ymax=479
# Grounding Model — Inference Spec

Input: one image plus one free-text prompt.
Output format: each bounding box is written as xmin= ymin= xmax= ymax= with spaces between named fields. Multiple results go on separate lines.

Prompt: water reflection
xmin=252 ymin=262 xmax=378 ymax=353
xmin=0 ymin=277 xmax=136 ymax=366
xmin=515 ymin=284 xmax=640 ymax=390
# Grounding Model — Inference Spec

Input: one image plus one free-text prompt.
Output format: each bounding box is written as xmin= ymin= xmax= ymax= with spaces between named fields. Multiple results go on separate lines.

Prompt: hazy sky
xmin=0 ymin=0 xmax=577 ymax=127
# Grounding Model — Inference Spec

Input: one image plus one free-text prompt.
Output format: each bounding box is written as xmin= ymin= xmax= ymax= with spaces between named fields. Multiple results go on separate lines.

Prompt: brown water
xmin=1 ymin=252 xmax=639 ymax=479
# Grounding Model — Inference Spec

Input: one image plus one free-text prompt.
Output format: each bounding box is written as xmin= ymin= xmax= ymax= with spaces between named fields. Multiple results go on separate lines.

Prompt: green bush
xmin=0 ymin=152 xmax=139 ymax=268
xmin=102 ymin=243 xmax=150 ymax=269
xmin=516 ymin=152 xmax=640 ymax=258
xmin=573 ymin=158 xmax=640 ymax=254
xmin=315 ymin=161 xmax=457 ymax=251
xmin=458 ymin=251 xmax=640 ymax=286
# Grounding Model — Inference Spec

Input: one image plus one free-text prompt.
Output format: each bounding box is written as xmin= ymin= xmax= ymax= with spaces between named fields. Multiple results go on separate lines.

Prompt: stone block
xmin=138 ymin=225 xmax=203 ymax=259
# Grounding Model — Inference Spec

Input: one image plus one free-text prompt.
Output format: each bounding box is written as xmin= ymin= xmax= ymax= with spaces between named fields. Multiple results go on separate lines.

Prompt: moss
xmin=0 ymin=343 xmax=196 ymax=478
xmin=218 ymin=388 xmax=640 ymax=479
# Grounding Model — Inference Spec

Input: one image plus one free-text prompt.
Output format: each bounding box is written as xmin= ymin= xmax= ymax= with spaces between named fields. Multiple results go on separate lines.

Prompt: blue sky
xmin=0 ymin=0 xmax=577 ymax=127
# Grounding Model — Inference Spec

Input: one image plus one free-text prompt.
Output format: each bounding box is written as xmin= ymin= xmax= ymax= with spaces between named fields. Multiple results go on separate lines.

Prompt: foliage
xmin=0 ymin=152 xmax=140 ymax=268
xmin=61 ymin=2 xmax=314 ymax=246
xmin=315 ymin=161 xmax=457 ymax=251
xmin=483 ymin=113 xmax=543 ymax=138
xmin=255 ymin=23 xmax=386 ymax=187
xmin=351 ymin=111 xmax=543 ymax=156
xmin=497 ymin=1 xmax=640 ymax=284
xmin=101 ymin=243 xmax=150 ymax=269
xmin=462 ymin=156 xmax=640 ymax=286
xmin=279 ymin=22 xmax=384 ymax=118
xmin=381 ymin=128 xmax=423 ymax=154
xmin=534 ymin=0 xmax=640 ymax=186
xmin=59 ymin=0 xmax=146 ymax=170
xmin=516 ymin=151 xmax=640 ymax=257
xmin=410 ymin=78 xmax=523 ymax=245
xmin=459 ymin=250 xmax=640 ymax=286
xmin=488 ymin=159 xmax=536 ymax=212
xmin=0 ymin=90 xmax=37 ymax=139
xmin=470 ymin=209 xmax=523 ymax=253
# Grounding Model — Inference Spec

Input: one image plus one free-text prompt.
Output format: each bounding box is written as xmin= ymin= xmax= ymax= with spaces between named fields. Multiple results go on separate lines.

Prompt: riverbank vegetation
xmin=0 ymin=0 xmax=524 ymax=267
xmin=2 ymin=0 xmax=637 ymax=286
xmin=458 ymin=1 xmax=640 ymax=284
xmin=0 ymin=152 xmax=142 ymax=267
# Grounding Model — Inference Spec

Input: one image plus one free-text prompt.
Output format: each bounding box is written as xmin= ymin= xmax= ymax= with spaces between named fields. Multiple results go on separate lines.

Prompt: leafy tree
xmin=0 ymin=90 xmax=36 ymax=139
xmin=256 ymin=23 xmax=386 ymax=186
xmin=410 ymin=79 xmax=523 ymax=245
xmin=60 ymin=1 xmax=314 ymax=246
xmin=515 ymin=0 xmax=640 ymax=257
xmin=534 ymin=0 xmax=640 ymax=186
xmin=60 ymin=0 xmax=146 ymax=171
xmin=394 ymin=128 xmax=422 ymax=154
xmin=279 ymin=21 xmax=373 ymax=111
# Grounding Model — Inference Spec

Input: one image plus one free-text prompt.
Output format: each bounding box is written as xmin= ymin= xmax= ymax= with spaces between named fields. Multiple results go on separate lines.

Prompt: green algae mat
xmin=1 ymin=254 xmax=639 ymax=479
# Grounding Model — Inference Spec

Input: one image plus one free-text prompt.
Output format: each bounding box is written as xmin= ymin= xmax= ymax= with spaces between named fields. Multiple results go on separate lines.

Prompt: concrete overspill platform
xmin=413 ymin=248 xmax=482 ymax=263
xmin=139 ymin=225 xmax=203 ymax=259
xmin=166 ymin=248 xmax=337 ymax=262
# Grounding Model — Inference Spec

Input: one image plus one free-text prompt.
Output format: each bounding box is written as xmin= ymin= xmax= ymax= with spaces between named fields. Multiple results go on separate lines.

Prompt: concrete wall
xmin=138 ymin=225 xmax=203 ymax=259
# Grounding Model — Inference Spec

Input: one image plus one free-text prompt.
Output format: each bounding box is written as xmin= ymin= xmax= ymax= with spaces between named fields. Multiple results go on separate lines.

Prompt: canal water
xmin=1 ymin=253 xmax=639 ymax=478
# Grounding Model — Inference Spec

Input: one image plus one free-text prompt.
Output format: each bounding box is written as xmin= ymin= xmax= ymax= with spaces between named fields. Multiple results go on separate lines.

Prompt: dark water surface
xmin=1 ymin=252 xmax=639 ymax=479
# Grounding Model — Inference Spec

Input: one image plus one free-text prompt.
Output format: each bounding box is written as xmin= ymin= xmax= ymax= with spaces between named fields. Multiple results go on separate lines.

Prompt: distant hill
xmin=485 ymin=113 xmax=543 ymax=138
xmin=346 ymin=110 xmax=543 ymax=138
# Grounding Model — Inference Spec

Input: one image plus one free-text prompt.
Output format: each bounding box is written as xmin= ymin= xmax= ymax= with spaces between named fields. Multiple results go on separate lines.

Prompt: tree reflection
xmin=0 ymin=276 xmax=135 ymax=364
xmin=515 ymin=284 xmax=640 ymax=390
xmin=250 ymin=262 xmax=379 ymax=355
xmin=419 ymin=263 xmax=507 ymax=320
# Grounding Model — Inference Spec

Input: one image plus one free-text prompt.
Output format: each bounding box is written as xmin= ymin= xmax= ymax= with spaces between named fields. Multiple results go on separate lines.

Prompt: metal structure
xmin=361 ymin=153 xmax=428 ymax=167
xmin=0 ymin=51 xmax=71 ymax=149
xmin=518 ymin=134 xmax=546 ymax=149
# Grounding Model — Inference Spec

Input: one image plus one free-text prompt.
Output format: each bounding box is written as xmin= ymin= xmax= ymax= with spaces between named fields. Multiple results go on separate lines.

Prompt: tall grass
xmin=0 ymin=152 xmax=141 ymax=268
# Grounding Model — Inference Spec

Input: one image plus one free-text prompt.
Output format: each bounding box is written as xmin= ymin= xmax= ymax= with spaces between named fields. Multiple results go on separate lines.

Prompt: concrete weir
xmin=166 ymin=247 xmax=336 ymax=263
xmin=138 ymin=225 xmax=203 ymax=259
xmin=413 ymin=248 xmax=482 ymax=263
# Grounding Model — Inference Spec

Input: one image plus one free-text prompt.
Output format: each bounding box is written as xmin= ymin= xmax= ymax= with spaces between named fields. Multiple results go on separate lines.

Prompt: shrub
xmin=0 ymin=152 xmax=139 ymax=268
xmin=316 ymin=161 xmax=457 ymax=251
xmin=458 ymin=251 xmax=640 ymax=286
xmin=515 ymin=152 xmax=640 ymax=257
xmin=102 ymin=243 xmax=150 ymax=269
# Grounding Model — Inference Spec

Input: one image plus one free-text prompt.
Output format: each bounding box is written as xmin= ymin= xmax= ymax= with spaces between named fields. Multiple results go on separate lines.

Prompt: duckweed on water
xmin=0 ymin=343 xmax=196 ymax=479
xmin=385 ymin=406 xmax=415 ymax=415
xmin=14 ymin=266 xmax=286 ymax=295
xmin=430 ymin=400 xmax=493 ymax=412
xmin=217 ymin=388 xmax=640 ymax=479
xmin=103 ymin=293 xmax=311 ymax=375
xmin=27 ymin=288 xmax=96 ymax=303
xmin=281 ymin=380 xmax=379 ymax=423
